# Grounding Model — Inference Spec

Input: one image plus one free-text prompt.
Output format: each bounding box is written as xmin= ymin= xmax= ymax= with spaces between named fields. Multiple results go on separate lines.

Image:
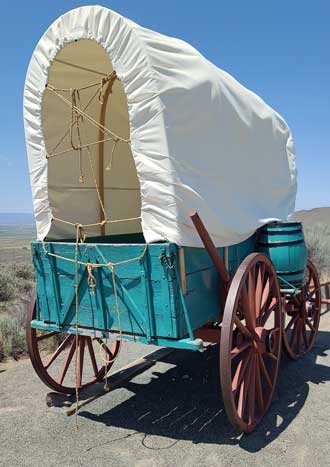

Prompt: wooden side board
xmin=32 ymin=233 xmax=256 ymax=342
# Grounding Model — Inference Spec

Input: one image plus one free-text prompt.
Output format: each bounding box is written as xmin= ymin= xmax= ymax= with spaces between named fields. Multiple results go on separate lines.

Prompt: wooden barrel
xmin=257 ymin=221 xmax=307 ymax=288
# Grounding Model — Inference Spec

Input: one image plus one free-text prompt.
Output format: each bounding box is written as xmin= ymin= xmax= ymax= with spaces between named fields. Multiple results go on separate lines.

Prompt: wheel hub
xmin=253 ymin=326 xmax=267 ymax=354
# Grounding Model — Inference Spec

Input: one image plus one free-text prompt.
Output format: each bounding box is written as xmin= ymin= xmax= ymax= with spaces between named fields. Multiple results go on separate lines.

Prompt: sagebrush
xmin=0 ymin=263 xmax=34 ymax=303
xmin=0 ymin=263 xmax=34 ymax=360
xmin=0 ymin=315 xmax=27 ymax=360
xmin=304 ymin=222 xmax=330 ymax=280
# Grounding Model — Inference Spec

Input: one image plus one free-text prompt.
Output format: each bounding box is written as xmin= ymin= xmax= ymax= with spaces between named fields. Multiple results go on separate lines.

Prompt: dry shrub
xmin=0 ymin=263 xmax=34 ymax=303
xmin=0 ymin=269 xmax=16 ymax=301
xmin=304 ymin=223 xmax=330 ymax=281
xmin=0 ymin=315 xmax=27 ymax=360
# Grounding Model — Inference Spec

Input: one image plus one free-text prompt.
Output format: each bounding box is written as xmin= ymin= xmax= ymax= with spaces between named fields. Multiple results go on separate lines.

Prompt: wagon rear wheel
xmin=220 ymin=253 xmax=282 ymax=433
xmin=26 ymin=293 xmax=120 ymax=394
xmin=282 ymin=260 xmax=321 ymax=359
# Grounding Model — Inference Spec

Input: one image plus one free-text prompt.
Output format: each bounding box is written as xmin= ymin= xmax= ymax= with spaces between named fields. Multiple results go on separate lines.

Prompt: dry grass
xmin=0 ymin=264 xmax=34 ymax=360
xmin=304 ymin=222 xmax=330 ymax=282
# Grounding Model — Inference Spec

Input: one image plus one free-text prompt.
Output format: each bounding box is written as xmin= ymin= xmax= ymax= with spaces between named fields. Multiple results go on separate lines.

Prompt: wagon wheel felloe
xmin=282 ymin=259 xmax=321 ymax=360
xmin=220 ymin=253 xmax=282 ymax=433
xmin=26 ymin=294 xmax=120 ymax=394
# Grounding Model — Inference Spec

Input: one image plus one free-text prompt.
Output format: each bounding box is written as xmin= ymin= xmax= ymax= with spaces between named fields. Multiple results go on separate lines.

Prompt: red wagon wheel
xmin=282 ymin=260 xmax=321 ymax=360
xmin=220 ymin=253 xmax=282 ymax=433
xmin=26 ymin=293 xmax=120 ymax=394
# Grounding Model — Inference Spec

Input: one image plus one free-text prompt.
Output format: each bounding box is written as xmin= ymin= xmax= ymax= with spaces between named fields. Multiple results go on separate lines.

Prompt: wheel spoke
xmin=255 ymin=265 xmax=265 ymax=319
xmin=260 ymin=297 xmax=277 ymax=326
xmin=232 ymin=350 xmax=252 ymax=394
xmin=86 ymin=337 xmax=99 ymax=377
xmin=44 ymin=334 xmax=73 ymax=370
xmin=77 ymin=336 xmax=86 ymax=388
xmin=241 ymin=285 xmax=255 ymax=331
xmin=96 ymin=338 xmax=114 ymax=360
xmin=37 ymin=331 xmax=58 ymax=342
xmin=58 ymin=338 xmax=76 ymax=385
xmin=260 ymin=277 xmax=274 ymax=315
xmin=296 ymin=320 xmax=302 ymax=355
xmin=307 ymin=270 xmax=313 ymax=288
xmin=234 ymin=317 xmax=252 ymax=339
xmin=248 ymin=267 xmax=257 ymax=329
xmin=292 ymin=295 xmax=301 ymax=307
xmin=290 ymin=319 xmax=300 ymax=349
xmin=248 ymin=355 xmax=256 ymax=426
xmin=305 ymin=317 xmax=316 ymax=332
xmin=258 ymin=354 xmax=272 ymax=390
xmin=265 ymin=352 xmax=278 ymax=362
xmin=231 ymin=340 xmax=251 ymax=359
xmin=255 ymin=357 xmax=264 ymax=414
xmin=237 ymin=357 xmax=252 ymax=418
xmin=285 ymin=314 xmax=299 ymax=332
xmin=306 ymin=288 xmax=316 ymax=300
xmin=302 ymin=323 xmax=309 ymax=349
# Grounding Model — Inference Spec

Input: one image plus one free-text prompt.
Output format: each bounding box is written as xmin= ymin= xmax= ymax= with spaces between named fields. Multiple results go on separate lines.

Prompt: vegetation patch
xmin=0 ymin=263 xmax=34 ymax=361
xmin=0 ymin=315 xmax=27 ymax=360
xmin=304 ymin=222 xmax=330 ymax=281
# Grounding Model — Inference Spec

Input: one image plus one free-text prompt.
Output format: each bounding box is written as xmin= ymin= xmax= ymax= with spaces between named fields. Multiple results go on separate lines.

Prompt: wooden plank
xmin=190 ymin=210 xmax=230 ymax=283
xmin=194 ymin=324 xmax=221 ymax=344
xmin=178 ymin=247 xmax=187 ymax=295
xmin=325 ymin=284 xmax=330 ymax=312
xmin=224 ymin=246 xmax=229 ymax=271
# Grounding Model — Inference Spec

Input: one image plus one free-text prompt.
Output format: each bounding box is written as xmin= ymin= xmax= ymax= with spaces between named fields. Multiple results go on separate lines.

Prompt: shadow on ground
xmin=80 ymin=330 xmax=330 ymax=453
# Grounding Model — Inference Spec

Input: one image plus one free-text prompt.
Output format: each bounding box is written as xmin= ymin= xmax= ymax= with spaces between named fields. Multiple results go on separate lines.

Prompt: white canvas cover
xmin=23 ymin=5 xmax=297 ymax=247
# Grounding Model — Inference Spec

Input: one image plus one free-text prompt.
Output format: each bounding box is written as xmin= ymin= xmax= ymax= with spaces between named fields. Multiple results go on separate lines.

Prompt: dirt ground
xmin=1 ymin=309 xmax=330 ymax=467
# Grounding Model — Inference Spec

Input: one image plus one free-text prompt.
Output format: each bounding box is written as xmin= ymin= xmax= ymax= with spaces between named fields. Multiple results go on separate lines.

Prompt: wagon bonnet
xmin=23 ymin=5 xmax=297 ymax=247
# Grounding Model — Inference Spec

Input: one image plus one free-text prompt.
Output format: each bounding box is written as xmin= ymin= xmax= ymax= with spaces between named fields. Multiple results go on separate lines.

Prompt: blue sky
xmin=0 ymin=0 xmax=329 ymax=213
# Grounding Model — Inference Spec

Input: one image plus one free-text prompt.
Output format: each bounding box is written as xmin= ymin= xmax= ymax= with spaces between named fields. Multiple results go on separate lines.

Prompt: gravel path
xmin=1 ymin=311 xmax=330 ymax=467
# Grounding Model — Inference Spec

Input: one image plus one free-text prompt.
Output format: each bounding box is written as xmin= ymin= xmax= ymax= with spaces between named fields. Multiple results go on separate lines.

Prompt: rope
xmin=46 ymin=137 xmax=116 ymax=159
xmin=76 ymin=91 xmax=108 ymax=222
xmin=40 ymin=68 xmax=145 ymax=427
xmin=42 ymin=241 xmax=147 ymax=270
xmin=47 ymin=70 xmax=117 ymax=93
xmin=70 ymin=89 xmax=84 ymax=182
xmin=106 ymin=139 xmax=119 ymax=172
xmin=47 ymin=84 xmax=104 ymax=157
xmin=99 ymin=265 xmax=123 ymax=392
xmin=74 ymin=224 xmax=82 ymax=431
xmin=59 ymin=230 xmax=147 ymax=426
xmin=51 ymin=216 xmax=141 ymax=230
xmin=45 ymin=70 xmax=128 ymax=161
xmin=46 ymin=83 xmax=130 ymax=145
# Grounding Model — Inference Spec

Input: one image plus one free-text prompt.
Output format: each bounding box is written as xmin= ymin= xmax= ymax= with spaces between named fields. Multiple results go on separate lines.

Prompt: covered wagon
xmin=23 ymin=5 xmax=321 ymax=432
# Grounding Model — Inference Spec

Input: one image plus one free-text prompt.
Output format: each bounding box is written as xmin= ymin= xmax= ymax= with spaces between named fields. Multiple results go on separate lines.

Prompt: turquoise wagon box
xmin=31 ymin=234 xmax=256 ymax=347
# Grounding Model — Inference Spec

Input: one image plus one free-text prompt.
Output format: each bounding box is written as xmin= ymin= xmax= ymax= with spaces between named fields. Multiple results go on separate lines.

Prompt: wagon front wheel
xmin=220 ymin=253 xmax=282 ymax=432
xmin=26 ymin=294 xmax=120 ymax=394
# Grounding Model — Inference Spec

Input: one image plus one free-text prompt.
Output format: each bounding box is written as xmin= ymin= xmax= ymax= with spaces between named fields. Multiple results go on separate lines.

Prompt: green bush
xmin=304 ymin=223 xmax=330 ymax=279
xmin=0 ymin=315 xmax=27 ymax=360
xmin=11 ymin=263 xmax=34 ymax=281
xmin=0 ymin=263 xmax=35 ymax=303
xmin=0 ymin=269 xmax=16 ymax=301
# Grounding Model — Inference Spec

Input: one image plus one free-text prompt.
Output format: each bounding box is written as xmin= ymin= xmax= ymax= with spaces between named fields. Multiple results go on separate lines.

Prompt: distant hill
xmin=292 ymin=207 xmax=330 ymax=226
xmin=0 ymin=213 xmax=34 ymax=225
